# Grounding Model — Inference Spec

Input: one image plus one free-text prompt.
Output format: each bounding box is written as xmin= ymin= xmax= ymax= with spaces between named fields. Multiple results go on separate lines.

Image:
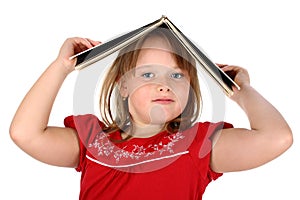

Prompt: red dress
xmin=64 ymin=114 xmax=233 ymax=200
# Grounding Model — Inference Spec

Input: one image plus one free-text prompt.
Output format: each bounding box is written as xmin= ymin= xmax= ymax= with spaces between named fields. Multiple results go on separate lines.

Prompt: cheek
xmin=127 ymin=84 xmax=153 ymax=112
xmin=127 ymin=86 xmax=153 ymax=123
xmin=173 ymin=85 xmax=190 ymax=105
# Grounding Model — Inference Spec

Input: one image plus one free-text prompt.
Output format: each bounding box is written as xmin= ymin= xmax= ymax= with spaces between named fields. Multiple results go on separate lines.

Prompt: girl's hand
xmin=55 ymin=37 xmax=101 ymax=73
xmin=217 ymin=64 xmax=250 ymax=87
xmin=217 ymin=63 xmax=251 ymax=99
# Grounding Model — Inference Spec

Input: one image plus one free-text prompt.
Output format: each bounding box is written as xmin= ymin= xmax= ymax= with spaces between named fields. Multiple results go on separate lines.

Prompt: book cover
xmin=70 ymin=15 xmax=239 ymax=96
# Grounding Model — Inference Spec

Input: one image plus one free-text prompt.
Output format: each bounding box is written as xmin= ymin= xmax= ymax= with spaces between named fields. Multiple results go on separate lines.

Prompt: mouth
xmin=152 ymin=98 xmax=175 ymax=104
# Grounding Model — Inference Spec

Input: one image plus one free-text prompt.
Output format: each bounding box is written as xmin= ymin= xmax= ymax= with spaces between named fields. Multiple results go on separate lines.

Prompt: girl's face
xmin=121 ymin=38 xmax=191 ymax=126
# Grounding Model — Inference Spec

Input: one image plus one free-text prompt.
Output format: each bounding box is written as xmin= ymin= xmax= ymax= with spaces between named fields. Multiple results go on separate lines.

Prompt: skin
xmin=120 ymin=40 xmax=191 ymax=138
xmin=10 ymin=37 xmax=293 ymax=172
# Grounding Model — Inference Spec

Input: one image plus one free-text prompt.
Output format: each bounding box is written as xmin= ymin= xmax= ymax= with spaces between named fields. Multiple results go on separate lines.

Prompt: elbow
xmin=9 ymin=123 xmax=29 ymax=147
xmin=9 ymin=124 xmax=22 ymax=146
xmin=10 ymin=121 xmax=45 ymax=148
xmin=284 ymin=130 xmax=293 ymax=150
xmin=277 ymin=128 xmax=293 ymax=154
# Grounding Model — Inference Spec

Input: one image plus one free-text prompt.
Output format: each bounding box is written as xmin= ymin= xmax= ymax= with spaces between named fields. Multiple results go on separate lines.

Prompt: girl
xmin=10 ymin=28 xmax=293 ymax=199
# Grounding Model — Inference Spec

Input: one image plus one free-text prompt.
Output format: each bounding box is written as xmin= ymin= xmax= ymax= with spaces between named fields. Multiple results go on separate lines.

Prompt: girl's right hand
xmin=55 ymin=37 xmax=101 ymax=73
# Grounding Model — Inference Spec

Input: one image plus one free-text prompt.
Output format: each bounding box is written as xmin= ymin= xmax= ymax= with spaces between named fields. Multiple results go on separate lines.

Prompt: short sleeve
xmin=64 ymin=114 xmax=105 ymax=172
xmin=189 ymin=121 xmax=233 ymax=183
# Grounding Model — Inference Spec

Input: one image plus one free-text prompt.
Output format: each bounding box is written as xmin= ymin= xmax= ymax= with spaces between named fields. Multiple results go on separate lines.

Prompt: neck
xmin=124 ymin=122 xmax=165 ymax=138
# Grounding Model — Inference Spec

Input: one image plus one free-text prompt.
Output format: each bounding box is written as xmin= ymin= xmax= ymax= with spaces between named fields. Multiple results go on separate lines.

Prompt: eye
xmin=170 ymin=73 xmax=184 ymax=79
xmin=142 ymin=72 xmax=155 ymax=79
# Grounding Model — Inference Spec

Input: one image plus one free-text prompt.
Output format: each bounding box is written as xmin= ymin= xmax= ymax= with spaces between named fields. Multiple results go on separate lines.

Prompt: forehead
xmin=136 ymin=48 xmax=178 ymax=68
xmin=136 ymin=36 xmax=176 ymax=66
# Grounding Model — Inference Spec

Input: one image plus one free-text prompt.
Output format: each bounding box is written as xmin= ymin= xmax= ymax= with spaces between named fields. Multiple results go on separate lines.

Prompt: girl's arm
xmin=210 ymin=65 xmax=293 ymax=173
xmin=9 ymin=38 xmax=100 ymax=167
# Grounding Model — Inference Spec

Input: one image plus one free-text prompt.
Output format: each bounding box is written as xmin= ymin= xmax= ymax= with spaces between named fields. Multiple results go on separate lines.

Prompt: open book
xmin=70 ymin=15 xmax=240 ymax=96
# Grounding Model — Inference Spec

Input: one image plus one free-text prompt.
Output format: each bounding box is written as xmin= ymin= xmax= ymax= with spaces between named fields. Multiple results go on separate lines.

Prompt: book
xmin=70 ymin=15 xmax=240 ymax=96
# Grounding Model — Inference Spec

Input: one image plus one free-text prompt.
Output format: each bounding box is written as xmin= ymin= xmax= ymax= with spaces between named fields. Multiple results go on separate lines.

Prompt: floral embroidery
xmin=88 ymin=132 xmax=185 ymax=163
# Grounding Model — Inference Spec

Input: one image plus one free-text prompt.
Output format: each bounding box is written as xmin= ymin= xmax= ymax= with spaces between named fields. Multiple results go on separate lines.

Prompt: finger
xmin=221 ymin=65 xmax=241 ymax=72
xmin=216 ymin=63 xmax=228 ymax=68
xmin=220 ymin=65 xmax=233 ymax=72
xmin=82 ymin=38 xmax=94 ymax=48
xmin=86 ymin=38 xmax=101 ymax=46
xmin=72 ymin=37 xmax=93 ymax=49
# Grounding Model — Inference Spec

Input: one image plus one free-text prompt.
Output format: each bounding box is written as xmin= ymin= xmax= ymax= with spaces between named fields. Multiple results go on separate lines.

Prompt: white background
xmin=1 ymin=0 xmax=299 ymax=199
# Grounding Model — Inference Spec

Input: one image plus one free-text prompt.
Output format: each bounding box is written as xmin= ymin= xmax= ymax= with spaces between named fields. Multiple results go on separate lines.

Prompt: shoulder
xmin=64 ymin=114 xmax=108 ymax=171
xmin=190 ymin=121 xmax=233 ymax=141
xmin=183 ymin=121 xmax=233 ymax=182
xmin=64 ymin=114 xmax=103 ymax=128
xmin=64 ymin=114 xmax=106 ymax=145
xmin=187 ymin=121 xmax=233 ymax=158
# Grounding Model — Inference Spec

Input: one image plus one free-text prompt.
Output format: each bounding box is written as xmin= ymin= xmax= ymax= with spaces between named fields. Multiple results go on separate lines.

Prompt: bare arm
xmin=9 ymin=38 xmax=100 ymax=167
xmin=211 ymin=65 xmax=293 ymax=172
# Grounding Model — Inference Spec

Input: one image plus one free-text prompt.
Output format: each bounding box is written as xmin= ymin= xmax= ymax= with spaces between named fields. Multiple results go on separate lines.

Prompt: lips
xmin=152 ymin=98 xmax=174 ymax=104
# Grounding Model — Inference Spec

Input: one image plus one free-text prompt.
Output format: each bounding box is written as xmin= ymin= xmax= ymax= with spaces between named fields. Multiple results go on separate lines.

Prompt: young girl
xmin=10 ymin=28 xmax=293 ymax=199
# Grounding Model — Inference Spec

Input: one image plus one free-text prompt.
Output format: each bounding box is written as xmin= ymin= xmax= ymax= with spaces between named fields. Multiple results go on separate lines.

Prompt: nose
xmin=155 ymin=76 xmax=171 ymax=92
xmin=157 ymin=85 xmax=170 ymax=92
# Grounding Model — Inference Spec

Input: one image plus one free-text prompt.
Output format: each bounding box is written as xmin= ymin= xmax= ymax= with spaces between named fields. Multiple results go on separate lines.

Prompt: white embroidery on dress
xmin=88 ymin=132 xmax=185 ymax=163
xmin=86 ymin=151 xmax=189 ymax=168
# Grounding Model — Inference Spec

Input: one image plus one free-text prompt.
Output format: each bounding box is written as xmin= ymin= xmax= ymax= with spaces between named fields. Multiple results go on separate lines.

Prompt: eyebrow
xmin=135 ymin=64 xmax=180 ymax=70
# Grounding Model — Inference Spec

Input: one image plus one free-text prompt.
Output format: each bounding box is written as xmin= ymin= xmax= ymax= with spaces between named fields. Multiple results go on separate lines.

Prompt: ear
xmin=118 ymin=78 xmax=128 ymax=98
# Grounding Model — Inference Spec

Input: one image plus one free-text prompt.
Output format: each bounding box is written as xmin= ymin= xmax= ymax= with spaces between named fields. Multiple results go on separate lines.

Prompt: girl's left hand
xmin=217 ymin=64 xmax=250 ymax=90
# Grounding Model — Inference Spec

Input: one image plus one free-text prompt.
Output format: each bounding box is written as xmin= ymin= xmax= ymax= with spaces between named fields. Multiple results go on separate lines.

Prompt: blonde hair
xmin=99 ymin=28 xmax=202 ymax=136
